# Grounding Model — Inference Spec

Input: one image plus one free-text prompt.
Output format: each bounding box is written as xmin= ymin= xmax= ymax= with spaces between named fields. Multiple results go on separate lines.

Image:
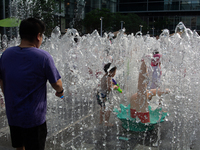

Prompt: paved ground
xmin=0 ymin=95 xmax=200 ymax=150
xmin=45 ymin=110 xmax=162 ymax=150
xmin=0 ymin=107 xmax=163 ymax=150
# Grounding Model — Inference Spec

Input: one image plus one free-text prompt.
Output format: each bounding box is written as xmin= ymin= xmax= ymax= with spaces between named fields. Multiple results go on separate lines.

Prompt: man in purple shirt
xmin=0 ymin=18 xmax=64 ymax=150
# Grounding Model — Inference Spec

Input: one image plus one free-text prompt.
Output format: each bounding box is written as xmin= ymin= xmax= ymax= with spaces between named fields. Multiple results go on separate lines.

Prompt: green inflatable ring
xmin=113 ymin=104 xmax=168 ymax=132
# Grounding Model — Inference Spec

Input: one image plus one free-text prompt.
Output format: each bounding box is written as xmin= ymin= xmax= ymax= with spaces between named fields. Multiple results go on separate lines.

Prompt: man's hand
xmin=55 ymin=91 xmax=64 ymax=98
xmin=51 ymin=79 xmax=64 ymax=98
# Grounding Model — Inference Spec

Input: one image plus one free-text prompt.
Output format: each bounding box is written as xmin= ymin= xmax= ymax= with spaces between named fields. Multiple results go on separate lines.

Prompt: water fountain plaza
xmin=1 ymin=1 xmax=200 ymax=148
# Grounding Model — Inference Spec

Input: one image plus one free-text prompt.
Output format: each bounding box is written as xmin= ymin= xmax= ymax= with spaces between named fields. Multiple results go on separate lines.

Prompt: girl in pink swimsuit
xmin=148 ymin=50 xmax=162 ymax=89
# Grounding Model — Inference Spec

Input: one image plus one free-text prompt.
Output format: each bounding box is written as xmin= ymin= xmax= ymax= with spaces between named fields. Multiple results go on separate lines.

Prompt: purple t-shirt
xmin=0 ymin=46 xmax=61 ymax=128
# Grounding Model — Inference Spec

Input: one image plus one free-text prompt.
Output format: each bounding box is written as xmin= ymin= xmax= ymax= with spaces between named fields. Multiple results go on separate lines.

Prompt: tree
xmin=82 ymin=8 xmax=148 ymax=35
xmin=83 ymin=8 xmax=114 ymax=34
xmin=124 ymin=14 xmax=147 ymax=34
xmin=154 ymin=17 xmax=171 ymax=35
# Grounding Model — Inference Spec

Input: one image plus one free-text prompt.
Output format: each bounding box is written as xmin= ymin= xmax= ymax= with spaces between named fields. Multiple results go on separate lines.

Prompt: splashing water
xmin=1 ymin=7 xmax=200 ymax=148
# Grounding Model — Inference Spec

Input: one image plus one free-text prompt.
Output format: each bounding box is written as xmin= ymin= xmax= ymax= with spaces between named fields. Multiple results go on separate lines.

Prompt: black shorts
xmin=9 ymin=121 xmax=47 ymax=150
xmin=96 ymin=92 xmax=107 ymax=107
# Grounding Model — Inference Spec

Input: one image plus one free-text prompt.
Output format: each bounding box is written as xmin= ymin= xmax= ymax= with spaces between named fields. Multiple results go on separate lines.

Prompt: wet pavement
xmin=0 ymin=96 xmax=200 ymax=150
xmin=44 ymin=109 xmax=200 ymax=150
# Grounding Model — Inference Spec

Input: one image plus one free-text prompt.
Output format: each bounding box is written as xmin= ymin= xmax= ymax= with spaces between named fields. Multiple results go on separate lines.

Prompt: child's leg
xmin=99 ymin=107 xmax=104 ymax=124
xmin=104 ymin=102 xmax=113 ymax=126
xmin=97 ymin=92 xmax=104 ymax=124
xmin=105 ymin=110 xmax=113 ymax=126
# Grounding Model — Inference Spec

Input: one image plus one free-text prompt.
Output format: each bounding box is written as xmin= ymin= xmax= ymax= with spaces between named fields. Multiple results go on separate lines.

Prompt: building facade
xmin=2 ymin=0 xmax=198 ymax=36
xmin=65 ymin=0 xmax=200 ymax=35
xmin=117 ymin=0 xmax=200 ymax=35
xmin=64 ymin=0 xmax=117 ymax=32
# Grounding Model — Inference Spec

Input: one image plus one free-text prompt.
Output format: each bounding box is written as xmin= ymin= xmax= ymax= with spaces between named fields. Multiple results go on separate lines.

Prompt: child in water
xmin=97 ymin=63 xmax=119 ymax=126
xmin=148 ymin=49 xmax=162 ymax=89
xmin=130 ymin=60 xmax=169 ymax=123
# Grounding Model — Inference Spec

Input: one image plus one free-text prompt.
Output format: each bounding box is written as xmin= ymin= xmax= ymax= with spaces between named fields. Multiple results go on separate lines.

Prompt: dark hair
xmin=19 ymin=18 xmax=46 ymax=42
xmin=153 ymin=51 xmax=159 ymax=55
xmin=74 ymin=37 xmax=78 ymax=43
xmin=153 ymin=48 xmax=159 ymax=55
xmin=104 ymin=63 xmax=117 ymax=73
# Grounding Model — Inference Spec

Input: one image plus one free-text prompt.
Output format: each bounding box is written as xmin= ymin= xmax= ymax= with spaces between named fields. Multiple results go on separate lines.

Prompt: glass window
xmin=119 ymin=0 xmax=147 ymax=2
xmin=148 ymin=0 xmax=164 ymax=1
xmin=197 ymin=16 xmax=200 ymax=26
xmin=119 ymin=3 xmax=147 ymax=11
xmin=193 ymin=2 xmax=200 ymax=10
xmin=191 ymin=16 xmax=196 ymax=26
xmin=174 ymin=16 xmax=181 ymax=27
xmin=148 ymin=2 xmax=164 ymax=10
xmin=181 ymin=1 xmax=191 ymax=10
xmin=196 ymin=25 xmax=200 ymax=30
xmin=181 ymin=16 xmax=191 ymax=27
xmin=164 ymin=0 xmax=179 ymax=10
xmin=181 ymin=0 xmax=200 ymax=10
xmin=171 ymin=1 xmax=180 ymax=10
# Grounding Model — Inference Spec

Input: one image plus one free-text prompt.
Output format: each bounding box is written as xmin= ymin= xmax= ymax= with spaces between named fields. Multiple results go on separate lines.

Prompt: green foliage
xmin=148 ymin=17 xmax=171 ymax=36
xmin=83 ymin=8 xmax=114 ymax=33
xmin=82 ymin=8 xmax=148 ymax=35
xmin=154 ymin=17 xmax=171 ymax=31
xmin=123 ymin=14 xmax=147 ymax=34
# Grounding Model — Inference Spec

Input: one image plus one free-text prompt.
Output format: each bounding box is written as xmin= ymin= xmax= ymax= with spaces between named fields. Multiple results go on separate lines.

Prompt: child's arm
xmin=112 ymin=79 xmax=123 ymax=93
xmin=148 ymin=89 xmax=170 ymax=99
xmin=107 ymin=77 xmax=118 ymax=91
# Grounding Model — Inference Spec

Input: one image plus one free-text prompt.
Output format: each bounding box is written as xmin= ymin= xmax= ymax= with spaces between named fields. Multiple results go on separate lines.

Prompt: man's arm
xmin=50 ymin=79 xmax=64 ymax=97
